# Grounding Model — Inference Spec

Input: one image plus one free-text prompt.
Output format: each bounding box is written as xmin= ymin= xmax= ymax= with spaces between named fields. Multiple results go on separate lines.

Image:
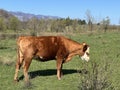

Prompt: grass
xmin=0 ymin=31 xmax=120 ymax=90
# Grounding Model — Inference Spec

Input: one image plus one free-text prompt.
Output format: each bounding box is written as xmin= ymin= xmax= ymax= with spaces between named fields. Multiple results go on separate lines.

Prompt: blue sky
xmin=0 ymin=0 xmax=120 ymax=25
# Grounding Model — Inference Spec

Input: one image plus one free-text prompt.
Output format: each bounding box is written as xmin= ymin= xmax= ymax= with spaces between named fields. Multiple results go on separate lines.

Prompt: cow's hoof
xmin=57 ymin=77 xmax=61 ymax=80
xmin=14 ymin=79 xmax=19 ymax=83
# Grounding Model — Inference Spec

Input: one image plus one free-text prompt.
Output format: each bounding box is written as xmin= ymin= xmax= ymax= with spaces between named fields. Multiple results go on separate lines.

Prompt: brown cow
xmin=14 ymin=36 xmax=90 ymax=82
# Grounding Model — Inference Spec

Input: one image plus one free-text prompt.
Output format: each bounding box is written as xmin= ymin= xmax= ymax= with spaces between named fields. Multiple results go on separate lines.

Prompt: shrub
xmin=78 ymin=61 xmax=115 ymax=90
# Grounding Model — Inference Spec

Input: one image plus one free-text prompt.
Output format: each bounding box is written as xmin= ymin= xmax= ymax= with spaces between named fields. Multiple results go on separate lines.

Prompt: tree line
xmin=0 ymin=9 xmax=119 ymax=35
xmin=0 ymin=15 xmax=87 ymax=33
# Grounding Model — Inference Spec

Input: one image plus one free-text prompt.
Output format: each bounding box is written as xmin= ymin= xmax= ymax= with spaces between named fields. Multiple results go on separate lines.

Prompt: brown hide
xmin=14 ymin=36 xmax=89 ymax=82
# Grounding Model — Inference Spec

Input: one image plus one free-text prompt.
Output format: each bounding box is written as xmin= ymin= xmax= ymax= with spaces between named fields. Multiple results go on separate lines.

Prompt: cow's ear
xmin=83 ymin=44 xmax=88 ymax=52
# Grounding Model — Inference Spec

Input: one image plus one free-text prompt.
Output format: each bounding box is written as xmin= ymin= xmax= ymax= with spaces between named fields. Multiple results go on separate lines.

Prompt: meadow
xmin=0 ymin=31 xmax=120 ymax=90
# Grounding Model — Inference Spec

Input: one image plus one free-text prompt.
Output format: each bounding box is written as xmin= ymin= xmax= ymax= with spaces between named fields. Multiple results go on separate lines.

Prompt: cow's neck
xmin=68 ymin=41 xmax=81 ymax=51
xmin=64 ymin=47 xmax=82 ymax=63
xmin=69 ymin=48 xmax=81 ymax=56
xmin=68 ymin=43 xmax=83 ymax=56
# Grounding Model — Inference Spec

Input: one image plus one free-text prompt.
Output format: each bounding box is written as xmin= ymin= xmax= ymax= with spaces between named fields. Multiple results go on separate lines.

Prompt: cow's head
xmin=80 ymin=42 xmax=90 ymax=62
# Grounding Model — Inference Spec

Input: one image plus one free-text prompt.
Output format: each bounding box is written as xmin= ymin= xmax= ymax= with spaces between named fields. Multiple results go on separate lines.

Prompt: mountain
xmin=9 ymin=11 xmax=61 ymax=21
xmin=0 ymin=9 xmax=14 ymax=19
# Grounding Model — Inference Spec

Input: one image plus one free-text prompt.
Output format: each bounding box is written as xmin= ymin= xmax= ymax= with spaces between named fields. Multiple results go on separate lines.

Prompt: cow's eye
xmin=86 ymin=52 xmax=90 ymax=56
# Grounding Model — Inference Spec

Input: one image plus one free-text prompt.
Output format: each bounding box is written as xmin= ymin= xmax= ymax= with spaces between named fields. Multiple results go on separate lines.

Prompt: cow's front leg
xmin=56 ymin=59 xmax=63 ymax=80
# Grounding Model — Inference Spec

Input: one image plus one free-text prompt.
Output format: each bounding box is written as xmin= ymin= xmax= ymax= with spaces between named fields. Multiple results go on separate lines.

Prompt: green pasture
xmin=0 ymin=32 xmax=120 ymax=90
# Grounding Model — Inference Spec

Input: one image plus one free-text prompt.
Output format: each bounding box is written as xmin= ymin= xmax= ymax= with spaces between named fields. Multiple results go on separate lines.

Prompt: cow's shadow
xmin=19 ymin=69 xmax=77 ymax=81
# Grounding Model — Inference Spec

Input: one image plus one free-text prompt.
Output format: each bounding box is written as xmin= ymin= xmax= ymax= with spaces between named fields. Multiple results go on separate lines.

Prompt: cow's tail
xmin=16 ymin=37 xmax=24 ymax=69
xmin=14 ymin=37 xmax=24 ymax=81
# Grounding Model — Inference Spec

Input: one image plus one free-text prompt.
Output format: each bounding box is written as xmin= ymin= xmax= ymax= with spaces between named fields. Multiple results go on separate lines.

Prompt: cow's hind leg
xmin=14 ymin=50 xmax=24 ymax=82
xmin=23 ymin=55 xmax=33 ymax=85
xmin=56 ymin=58 xmax=63 ymax=80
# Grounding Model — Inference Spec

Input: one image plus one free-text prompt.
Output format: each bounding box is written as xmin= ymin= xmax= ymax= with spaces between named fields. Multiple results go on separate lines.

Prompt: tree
xmin=85 ymin=10 xmax=94 ymax=32
xmin=21 ymin=16 xmax=29 ymax=30
xmin=39 ymin=19 xmax=47 ymax=32
xmin=27 ymin=17 xmax=39 ymax=36
xmin=101 ymin=16 xmax=110 ymax=32
xmin=65 ymin=17 xmax=72 ymax=26
xmin=0 ymin=18 xmax=6 ymax=31
xmin=9 ymin=17 xmax=20 ymax=32
xmin=51 ymin=19 xmax=65 ymax=32
xmin=118 ymin=18 xmax=120 ymax=31
xmin=78 ymin=19 xmax=86 ymax=25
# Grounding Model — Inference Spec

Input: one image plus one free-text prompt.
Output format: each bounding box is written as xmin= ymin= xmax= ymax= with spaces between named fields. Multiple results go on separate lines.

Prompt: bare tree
xmin=101 ymin=16 xmax=110 ymax=32
xmin=85 ymin=10 xmax=94 ymax=32
xmin=119 ymin=18 xmax=120 ymax=31
xmin=27 ymin=17 xmax=39 ymax=36
xmin=9 ymin=17 xmax=20 ymax=32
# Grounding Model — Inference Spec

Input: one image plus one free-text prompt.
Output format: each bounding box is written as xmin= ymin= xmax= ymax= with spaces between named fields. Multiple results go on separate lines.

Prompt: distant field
xmin=0 ymin=32 xmax=120 ymax=90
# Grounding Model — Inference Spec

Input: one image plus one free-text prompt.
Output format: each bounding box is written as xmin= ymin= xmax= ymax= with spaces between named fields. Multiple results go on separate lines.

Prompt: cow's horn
xmin=82 ymin=42 xmax=86 ymax=45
